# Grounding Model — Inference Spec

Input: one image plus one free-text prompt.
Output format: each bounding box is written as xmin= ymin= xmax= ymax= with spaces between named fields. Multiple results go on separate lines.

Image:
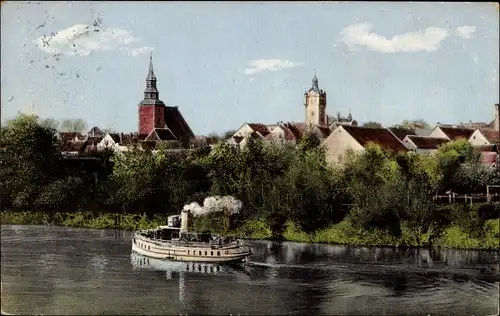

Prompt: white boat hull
xmin=132 ymin=233 xmax=252 ymax=263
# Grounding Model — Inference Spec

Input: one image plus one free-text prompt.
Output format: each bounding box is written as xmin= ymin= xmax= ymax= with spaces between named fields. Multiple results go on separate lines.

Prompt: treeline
xmin=1 ymin=114 xmax=499 ymax=247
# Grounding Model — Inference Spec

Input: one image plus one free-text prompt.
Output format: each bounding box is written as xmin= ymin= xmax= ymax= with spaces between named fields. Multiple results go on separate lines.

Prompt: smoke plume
xmin=183 ymin=196 xmax=243 ymax=217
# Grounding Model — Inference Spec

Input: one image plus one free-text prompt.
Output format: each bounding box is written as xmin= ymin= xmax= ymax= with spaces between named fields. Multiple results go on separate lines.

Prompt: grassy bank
xmin=1 ymin=211 xmax=498 ymax=250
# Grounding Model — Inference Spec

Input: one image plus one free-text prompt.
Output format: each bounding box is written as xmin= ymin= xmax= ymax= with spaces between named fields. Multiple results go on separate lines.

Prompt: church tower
xmin=138 ymin=53 xmax=166 ymax=135
xmin=304 ymin=73 xmax=327 ymax=126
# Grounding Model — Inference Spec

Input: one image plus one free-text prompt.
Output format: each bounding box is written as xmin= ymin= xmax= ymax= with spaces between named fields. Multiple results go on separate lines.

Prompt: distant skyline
xmin=1 ymin=2 xmax=499 ymax=135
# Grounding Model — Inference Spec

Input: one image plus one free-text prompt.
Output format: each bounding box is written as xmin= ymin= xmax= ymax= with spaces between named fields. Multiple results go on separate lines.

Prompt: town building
xmin=137 ymin=54 xmax=194 ymax=143
xmin=322 ymin=125 xmax=408 ymax=165
xmin=229 ymin=74 xmax=354 ymax=147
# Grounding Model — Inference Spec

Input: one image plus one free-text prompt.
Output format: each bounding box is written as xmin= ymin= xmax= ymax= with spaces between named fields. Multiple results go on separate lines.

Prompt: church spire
xmin=147 ymin=52 xmax=156 ymax=80
xmin=311 ymin=71 xmax=320 ymax=93
xmin=143 ymin=53 xmax=159 ymax=101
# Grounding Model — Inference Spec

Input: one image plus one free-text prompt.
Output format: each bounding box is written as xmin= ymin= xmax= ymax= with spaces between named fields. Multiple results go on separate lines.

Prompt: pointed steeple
xmin=311 ymin=70 xmax=320 ymax=93
xmin=141 ymin=53 xmax=161 ymax=104
xmin=147 ymin=52 xmax=156 ymax=80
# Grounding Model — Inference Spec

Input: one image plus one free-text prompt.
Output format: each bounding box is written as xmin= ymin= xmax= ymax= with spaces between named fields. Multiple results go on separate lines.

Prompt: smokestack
xmin=180 ymin=209 xmax=189 ymax=233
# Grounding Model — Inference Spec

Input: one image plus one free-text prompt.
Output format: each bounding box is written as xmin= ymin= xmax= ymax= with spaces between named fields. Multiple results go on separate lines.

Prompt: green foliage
xmin=2 ymin=113 xmax=499 ymax=250
xmin=362 ymin=121 xmax=383 ymax=128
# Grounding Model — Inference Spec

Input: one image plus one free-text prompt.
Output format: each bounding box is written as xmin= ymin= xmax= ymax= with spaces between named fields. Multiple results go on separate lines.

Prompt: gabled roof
xmin=478 ymin=128 xmax=500 ymax=144
xmin=479 ymin=152 xmax=497 ymax=165
xmin=414 ymin=128 xmax=433 ymax=137
xmin=474 ymin=144 xmax=497 ymax=152
xmin=164 ymin=106 xmax=195 ymax=140
xmin=388 ymin=127 xmax=416 ymax=141
xmin=88 ymin=126 xmax=102 ymax=136
xmin=145 ymin=128 xmax=177 ymax=141
xmin=437 ymin=126 xmax=475 ymax=141
xmin=246 ymin=123 xmax=270 ymax=136
xmin=107 ymin=133 xmax=121 ymax=143
xmin=315 ymin=125 xmax=331 ymax=138
xmin=342 ymin=125 xmax=408 ymax=152
xmin=406 ymin=135 xmax=449 ymax=149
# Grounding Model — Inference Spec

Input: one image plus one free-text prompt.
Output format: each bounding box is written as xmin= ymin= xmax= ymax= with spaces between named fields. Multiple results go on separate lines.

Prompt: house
xmin=137 ymin=55 xmax=195 ymax=141
xmin=327 ymin=112 xmax=358 ymax=129
xmin=427 ymin=126 xmax=475 ymax=141
xmin=322 ymin=125 xmax=408 ymax=165
xmin=475 ymin=145 xmax=498 ymax=168
xmin=87 ymin=126 xmax=103 ymax=138
xmin=97 ymin=133 xmax=121 ymax=151
xmin=468 ymin=128 xmax=500 ymax=146
xmin=402 ymin=135 xmax=450 ymax=154
xmin=228 ymin=123 xmax=271 ymax=148
xmin=414 ymin=128 xmax=433 ymax=137
xmin=388 ymin=127 xmax=416 ymax=142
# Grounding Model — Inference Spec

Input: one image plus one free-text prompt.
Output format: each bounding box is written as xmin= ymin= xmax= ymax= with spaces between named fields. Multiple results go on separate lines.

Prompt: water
xmin=1 ymin=225 xmax=499 ymax=316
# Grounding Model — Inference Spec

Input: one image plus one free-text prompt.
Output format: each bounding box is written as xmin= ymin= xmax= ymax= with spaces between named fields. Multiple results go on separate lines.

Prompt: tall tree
xmin=39 ymin=118 xmax=60 ymax=131
xmin=362 ymin=121 xmax=383 ymax=128
xmin=393 ymin=119 xmax=431 ymax=129
xmin=61 ymin=118 xmax=87 ymax=133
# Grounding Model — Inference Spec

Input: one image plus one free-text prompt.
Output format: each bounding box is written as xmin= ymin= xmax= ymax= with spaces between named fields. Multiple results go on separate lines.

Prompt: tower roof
xmin=311 ymin=73 xmax=320 ymax=93
xmin=141 ymin=53 xmax=162 ymax=105
xmin=147 ymin=52 xmax=156 ymax=80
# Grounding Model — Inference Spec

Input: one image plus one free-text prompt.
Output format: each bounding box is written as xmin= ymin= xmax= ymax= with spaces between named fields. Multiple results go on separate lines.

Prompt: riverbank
xmin=1 ymin=211 xmax=498 ymax=250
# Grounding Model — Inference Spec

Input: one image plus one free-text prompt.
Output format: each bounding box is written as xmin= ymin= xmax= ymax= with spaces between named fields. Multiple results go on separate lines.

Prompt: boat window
xmin=133 ymin=238 xmax=136 ymax=244
xmin=188 ymin=250 xmax=190 ymax=255
xmin=199 ymin=251 xmax=202 ymax=256
xmin=148 ymin=246 xmax=150 ymax=250
xmin=217 ymin=251 xmax=221 ymax=256
xmin=205 ymin=251 xmax=207 ymax=256
xmin=225 ymin=251 xmax=229 ymax=254
xmin=211 ymin=251 xmax=213 ymax=256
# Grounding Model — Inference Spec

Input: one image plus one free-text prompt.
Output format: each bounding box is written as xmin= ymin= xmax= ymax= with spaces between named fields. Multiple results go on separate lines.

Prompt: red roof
xmin=315 ymin=125 xmax=331 ymax=138
xmin=164 ymin=106 xmax=195 ymax=140
xmin=145 ymin=128 xmax=177 ymax=141
xmin=264 ymin=125 xmax=297 ymax=141
xmin=480 ymin=152 xmax=497 ymax=165
xmin=474 ymin=144 xmax=497 ymax=152
xmin=479 ymin=128 xmax=500 ymax=144
xmin=388 ymin=127 xmax=416 ymax=141
xmin=342 ymin=126 xmax=408 ymax=152
xmin=407 ymin=136 xmax=449 ymax=149
xmin=247 ymin=123 xmax=270 ymax=136
xmin=438 ymin=126 xmax=474 ymax=141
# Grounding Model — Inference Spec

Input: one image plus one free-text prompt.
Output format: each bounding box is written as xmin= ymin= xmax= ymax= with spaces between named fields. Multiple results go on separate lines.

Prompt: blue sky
xmin=1 ymin=2 xmax=499 ymax=135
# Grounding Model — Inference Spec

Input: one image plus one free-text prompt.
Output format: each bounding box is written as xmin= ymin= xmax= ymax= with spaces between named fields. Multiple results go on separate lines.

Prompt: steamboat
xmin=131 ymin=208 xmax=252 ymax=263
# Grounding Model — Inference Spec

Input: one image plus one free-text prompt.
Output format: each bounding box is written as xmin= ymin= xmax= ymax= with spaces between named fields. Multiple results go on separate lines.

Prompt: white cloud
xmin=455 ymin=26 xmax=476 ymax=39
xmin=125 ymin=46 xmax=155 ymax=57
xmin=339 ymin=23 xmax=449 ymax=53
xmin=33 ymin=24 xmax=152 ymax=57
xmin=243 ymin=59 xmax=303 ymax=75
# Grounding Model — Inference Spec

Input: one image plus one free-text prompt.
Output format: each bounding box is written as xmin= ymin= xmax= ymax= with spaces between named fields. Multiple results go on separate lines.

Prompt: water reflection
xmin=1 ymin=225 xmax=498 ymax=316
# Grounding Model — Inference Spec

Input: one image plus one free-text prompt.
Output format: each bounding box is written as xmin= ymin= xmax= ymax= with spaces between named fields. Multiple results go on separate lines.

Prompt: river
xmin=1 ymin=225 xmax=498 ymax=315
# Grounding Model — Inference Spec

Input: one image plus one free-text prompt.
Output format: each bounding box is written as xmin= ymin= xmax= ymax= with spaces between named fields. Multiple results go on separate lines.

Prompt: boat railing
xmin=134 ymin=232 xmax=244 ymax=249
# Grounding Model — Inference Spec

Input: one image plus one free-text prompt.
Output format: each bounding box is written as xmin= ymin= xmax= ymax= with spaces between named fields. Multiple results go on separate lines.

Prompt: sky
xmin=1 ymin=2 xmax=499 ymax=135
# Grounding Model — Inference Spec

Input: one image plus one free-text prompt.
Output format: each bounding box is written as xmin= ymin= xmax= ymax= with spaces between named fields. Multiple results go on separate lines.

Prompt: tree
xmin=223 ymin=130 xmax=236 ymax=140
xmin=61 ymin=118 xmax=87 ymax=133
xmin=393 ymin=119 xmax=431 ymax=129
xmin=39 ymin=118 xmax=60 ymax=131
xmin=363 ymin=121 xmax=383 ymax=128
xmin=0 ymin=114 xmax=62 ymax=209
